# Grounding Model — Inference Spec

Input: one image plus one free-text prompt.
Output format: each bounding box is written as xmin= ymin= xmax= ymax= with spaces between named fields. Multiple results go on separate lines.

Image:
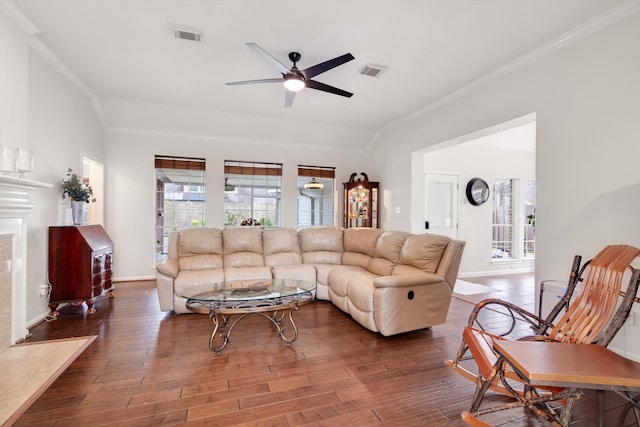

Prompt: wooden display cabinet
xmin=48 ymin=225 xmax=114 ymax=316
xmin=343 ymin=172 xmax=379 ymax=228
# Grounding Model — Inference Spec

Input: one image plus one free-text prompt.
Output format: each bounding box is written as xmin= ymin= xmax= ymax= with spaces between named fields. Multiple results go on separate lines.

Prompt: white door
xmin=425 ymin=174 xmax=458 ymax=239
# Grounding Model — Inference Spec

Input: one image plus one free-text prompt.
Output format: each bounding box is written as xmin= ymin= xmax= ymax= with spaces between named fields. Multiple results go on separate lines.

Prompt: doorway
xmin=410 ymin=113 xmax=536 ymax=275
xmin=82 ymin=154 xmax=104 ymax=226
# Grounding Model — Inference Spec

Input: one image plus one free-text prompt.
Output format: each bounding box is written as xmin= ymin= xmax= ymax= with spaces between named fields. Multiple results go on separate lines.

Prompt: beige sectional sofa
xmin=156 ymin=226 xmax=465 ymax=336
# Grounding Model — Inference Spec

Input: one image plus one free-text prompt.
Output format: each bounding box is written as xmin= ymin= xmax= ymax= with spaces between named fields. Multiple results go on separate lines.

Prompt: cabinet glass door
xmin=348 ymin=187 xmax=370 ymax=227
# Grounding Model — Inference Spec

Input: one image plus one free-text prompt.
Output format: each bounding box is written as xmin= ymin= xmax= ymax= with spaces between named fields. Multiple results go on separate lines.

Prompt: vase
xmin=71 ymin=200 xmax=84 ymax=225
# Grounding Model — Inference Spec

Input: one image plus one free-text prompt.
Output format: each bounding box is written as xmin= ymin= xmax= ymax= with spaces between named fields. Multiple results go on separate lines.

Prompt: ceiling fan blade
xmin=225 ymin=78 xmax=283 ymax=86
xmin=246 ymin=43 xmax=290 ymax=75
xmin=302 ymin=53 xmax=355 ymax=79
xmin=284 ymin=90 xmax=296 ymax=108
xmin=306 ymin=80 xmax=353 ymax=98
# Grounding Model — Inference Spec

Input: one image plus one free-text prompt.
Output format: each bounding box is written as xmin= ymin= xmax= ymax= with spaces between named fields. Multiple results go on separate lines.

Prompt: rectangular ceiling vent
xmin=171 ymin=25 xmax=204 ymax=42
xmin=359 ymin=64 xmax=388 ymax=78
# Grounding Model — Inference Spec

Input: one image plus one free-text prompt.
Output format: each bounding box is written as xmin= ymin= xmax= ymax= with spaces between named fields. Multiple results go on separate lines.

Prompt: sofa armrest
xmin=373 ymin=273 xmax=444 ymax=288
xmin=156 ymin=271 xmax=176 ymax=311
xmin=436 ymin=240 xmax=466 ymax=290
xmin=156 ymin=258 xmax=179 ymax=278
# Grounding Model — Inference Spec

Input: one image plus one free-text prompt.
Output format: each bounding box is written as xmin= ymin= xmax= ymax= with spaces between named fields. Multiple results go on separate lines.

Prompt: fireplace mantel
xmin=0 ymin=175 xmax=53 ymax=211
xmin=0 ymin=175 xmax=52 ymax=346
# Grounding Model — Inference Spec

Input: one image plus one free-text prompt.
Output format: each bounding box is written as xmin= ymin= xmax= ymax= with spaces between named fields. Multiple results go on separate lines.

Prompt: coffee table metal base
xmin=184 ymin=287 xmax=314 ymax=354
xmin=209 ymin=308 xmax=299 ymax=354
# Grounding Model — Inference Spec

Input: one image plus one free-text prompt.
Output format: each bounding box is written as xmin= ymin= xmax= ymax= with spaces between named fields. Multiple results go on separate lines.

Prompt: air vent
xmin=359 ymin=64 xmax=388 ymax=78
xmin=171 ymin=25 xmax=204 ymax=42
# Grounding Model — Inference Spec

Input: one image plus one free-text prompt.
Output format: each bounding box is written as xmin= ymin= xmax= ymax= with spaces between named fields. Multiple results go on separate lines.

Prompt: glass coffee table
xmin=179 ymin=278 xmax=316 ymax=354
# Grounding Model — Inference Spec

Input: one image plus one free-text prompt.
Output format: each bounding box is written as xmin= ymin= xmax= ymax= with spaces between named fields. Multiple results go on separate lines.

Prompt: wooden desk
xmin=494 ymin=340 xmax=640 ymax=390
xmin=491 ymin=340 xmax=640 ymax=426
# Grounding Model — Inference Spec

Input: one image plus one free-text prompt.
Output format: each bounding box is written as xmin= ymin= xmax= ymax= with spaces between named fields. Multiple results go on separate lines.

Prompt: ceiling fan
xmin=226 ymin=43 xmax=355 ymax=107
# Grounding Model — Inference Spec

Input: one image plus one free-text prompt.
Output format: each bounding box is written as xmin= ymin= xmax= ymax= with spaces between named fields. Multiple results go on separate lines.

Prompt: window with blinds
xmin=155 ymin=155 xmax=206 ymax=261
xmin=297 ymin=165 xmax=335 ymax=228
xmin=224 ymin=160 xmax=282 ymax=227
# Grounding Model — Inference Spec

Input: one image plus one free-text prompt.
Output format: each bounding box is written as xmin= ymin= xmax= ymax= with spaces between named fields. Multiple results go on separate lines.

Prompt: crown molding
xmin=90 ymin=97 xmax=108 ymax=128
xmin=107 ymin=127 xmax=364 ymax=153
xmin=28 ymin=37 xmax=94 ymax=99
xmin=0 ymin=0 xmax=38 ymax=35
xmin=380 ymin=0 xmax=640 ymax=134
xmin=28 ymin=37 xmax=107 ymax=130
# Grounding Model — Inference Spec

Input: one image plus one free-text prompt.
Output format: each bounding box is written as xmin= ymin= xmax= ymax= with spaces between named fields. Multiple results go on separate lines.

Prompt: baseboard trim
xmin=114 ymin=275 xmax=155 ymax=283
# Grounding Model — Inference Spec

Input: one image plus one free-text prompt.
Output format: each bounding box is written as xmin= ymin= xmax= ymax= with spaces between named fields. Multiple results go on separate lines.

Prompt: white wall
xmin=423 ymin=125 xmax=535 ymax=276
xmin=370 ymin=11 xmax=640 ymax=359
xmin=373 ymin=11 xmax=640 ymax=277
xmin=1 ymin=5 xmax=106 ymax=326
xmin=25 ymin=49 xmax=105 ymax=323
xmin=105 ymin=129 xmax=368 ymax=279
xmin=0 ymin=7 xmax=28 ymax=150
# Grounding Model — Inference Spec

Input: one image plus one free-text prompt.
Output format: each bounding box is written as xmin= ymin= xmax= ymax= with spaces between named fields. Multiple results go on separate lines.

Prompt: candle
xmin=16 ymin=148 xmax=34 ymax=177
xmin=0 ymin=146 xmax=16 ymax=173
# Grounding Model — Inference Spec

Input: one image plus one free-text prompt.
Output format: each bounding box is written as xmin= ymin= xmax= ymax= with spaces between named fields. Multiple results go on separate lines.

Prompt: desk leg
xmin=597 ymin=390 xmax=605 ymax=427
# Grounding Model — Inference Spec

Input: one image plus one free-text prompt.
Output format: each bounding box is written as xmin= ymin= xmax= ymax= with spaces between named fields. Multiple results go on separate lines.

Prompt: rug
xmin=454 ymin=279 xmax=496 ymax=295
xmin=0 ymin=335 xmax=96 ymax=425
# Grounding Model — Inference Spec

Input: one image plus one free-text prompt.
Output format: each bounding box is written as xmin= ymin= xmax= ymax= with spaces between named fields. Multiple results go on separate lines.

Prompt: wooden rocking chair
xmin=445 ymin=244 xmax=640 ymax=426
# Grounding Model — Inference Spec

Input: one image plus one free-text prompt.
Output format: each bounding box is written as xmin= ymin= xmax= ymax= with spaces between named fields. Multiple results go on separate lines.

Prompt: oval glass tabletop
xmin=178 ymin=278 xmax=316 ymax=302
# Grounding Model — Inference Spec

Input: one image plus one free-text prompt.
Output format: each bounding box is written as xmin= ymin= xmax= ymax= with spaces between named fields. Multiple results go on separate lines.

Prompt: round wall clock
xmin=466 ymin=178 xmax=490 ymax=206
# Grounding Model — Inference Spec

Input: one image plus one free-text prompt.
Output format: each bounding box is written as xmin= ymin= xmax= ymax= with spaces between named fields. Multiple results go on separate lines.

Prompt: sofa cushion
xmin=179 ymin=254 xmax=223 ymax=271
xmin=400 ymin=234 xmax=451 ymax=273
xmin=343 ymin=228 xmax=384 ymax=268
xmin=223 ymin=227 xmax=263 ymax=253
xmin=178 ymin=227 xmax=223 ymax=257
xmin=299 ymin=227 xmax=343 ymax=250
xmin=263 ymin=228 xmax=303 ymax=266
xmin=367 ymin=230 xmax=411 ymax=275
xmin=344 ymin=228 xmax=384 ymax=256
xmin=222 ymin=227 xmax=264 ymax=267
xmin=327 ymin=265 xmax=367 ymax=298
xmin=224 ymin=266 xmax=272 ymax=282
xmin=375 ymin=231 xmax=411 ymax=262
xmin=302 ymin=251 xmax=342 ymax=265
xmin=367 ymin=258 xmax=396 ymax=276
xmin=174 ymin=269 xmax=225 ymax=294
xmin=300 ymin=227 xmax=343 ymax=265
xmin=271 ymin=264 xmax=317 ymax=285
xmin=347 ymin=272 xmax=378 ymax=313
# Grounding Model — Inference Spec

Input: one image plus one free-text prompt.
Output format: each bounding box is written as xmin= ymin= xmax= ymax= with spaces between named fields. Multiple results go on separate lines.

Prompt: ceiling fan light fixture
xmin=283 ymin=75 xmax=305 ymax=92
xmin=304 ymin=178 xmax=324 ymax=190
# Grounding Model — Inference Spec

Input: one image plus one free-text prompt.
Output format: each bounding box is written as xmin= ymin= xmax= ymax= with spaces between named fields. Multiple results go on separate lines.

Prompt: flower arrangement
xmin=61 ymin=168 xmax=96 ymax=203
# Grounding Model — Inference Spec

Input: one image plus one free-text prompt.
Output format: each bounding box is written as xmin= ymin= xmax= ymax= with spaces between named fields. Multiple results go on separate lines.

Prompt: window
xmin=297 ymin=165 xmax=335 ymax=228
xmin=492 ymin=178 xmax=536 ymax=261
xmin=224 ymin=161 xmax=282 ymax=227
xmin=155 ymin=156 xmax=205 ymax=261
xmin=523 ymin=180 xmax=536 ymax=258
xmin=492 ymin=178 xmax=513 ymax=259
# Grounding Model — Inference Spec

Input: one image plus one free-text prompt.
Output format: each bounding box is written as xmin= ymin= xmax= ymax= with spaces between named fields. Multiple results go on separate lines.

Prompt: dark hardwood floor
xmin=16 ymin=274 xmax=630 ymax=426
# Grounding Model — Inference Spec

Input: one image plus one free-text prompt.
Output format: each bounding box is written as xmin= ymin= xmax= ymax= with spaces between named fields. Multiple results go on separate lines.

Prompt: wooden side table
xmin=465 ymin=340 xmax=640 ymax=426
